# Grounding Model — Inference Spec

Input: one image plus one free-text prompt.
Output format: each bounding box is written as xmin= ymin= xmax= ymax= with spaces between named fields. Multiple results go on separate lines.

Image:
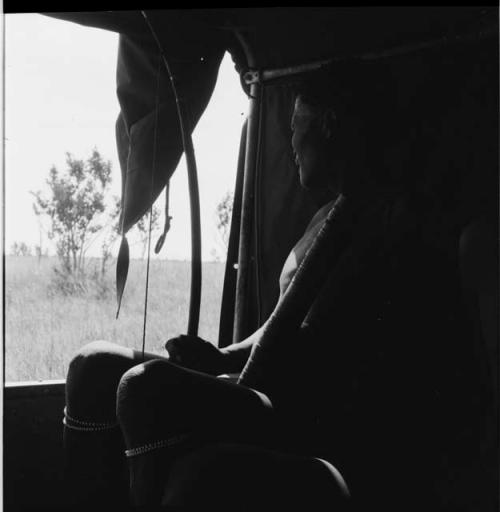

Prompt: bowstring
xmin=141 ymin=52 xmax=163 ymax=361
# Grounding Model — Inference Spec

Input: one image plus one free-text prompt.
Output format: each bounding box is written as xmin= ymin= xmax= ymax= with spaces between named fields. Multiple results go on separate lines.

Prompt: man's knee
xmin=66 ymin=340 xmax=138 ymax=420
xmin=117 ymin=359 xmax=186 ymax=445
xmin=117 ymin=358 xmax=176 ymax=408
xmin=116 ymin=358 xmax=200 ymax=408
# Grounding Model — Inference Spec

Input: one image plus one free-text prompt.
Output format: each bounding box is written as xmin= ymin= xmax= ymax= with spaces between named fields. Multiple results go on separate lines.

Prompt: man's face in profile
xmin=291 ymin=96 xmax=336 ymax=192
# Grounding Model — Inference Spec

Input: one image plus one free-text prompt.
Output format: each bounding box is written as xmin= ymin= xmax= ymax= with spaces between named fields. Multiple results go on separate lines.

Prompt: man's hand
xmin=164 ymin=335 xmax=227 ymax=376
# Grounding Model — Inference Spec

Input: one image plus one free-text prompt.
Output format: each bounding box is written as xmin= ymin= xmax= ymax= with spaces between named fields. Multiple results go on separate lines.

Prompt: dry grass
xmin=5 ymin=256 xmax=225 ymax=382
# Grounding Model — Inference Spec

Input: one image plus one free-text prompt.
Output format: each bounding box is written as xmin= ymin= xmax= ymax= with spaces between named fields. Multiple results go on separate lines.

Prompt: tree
xmin=32 ymin=149 xmax=112 ymax=275
xmin=32 ymin=202 xmax=48 ymax=264
xmin=34 ymin=244 xmax=48 ymax=263
xmin=11 ymin=241 xmax=32 ymax=257
xmin=215 ymin=190 xmax=233 ymax=249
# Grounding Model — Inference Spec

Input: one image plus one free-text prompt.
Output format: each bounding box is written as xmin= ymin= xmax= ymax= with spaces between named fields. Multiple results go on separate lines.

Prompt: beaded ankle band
xmin=63 ymin=406 xmax=119 ymax=432
xmin=125 ymin=433 xmax=190 ymax=458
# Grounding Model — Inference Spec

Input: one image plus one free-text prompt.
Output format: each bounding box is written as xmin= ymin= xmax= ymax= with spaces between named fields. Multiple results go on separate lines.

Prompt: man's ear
xmin=321 ymin=109 xmax=337 ymax=140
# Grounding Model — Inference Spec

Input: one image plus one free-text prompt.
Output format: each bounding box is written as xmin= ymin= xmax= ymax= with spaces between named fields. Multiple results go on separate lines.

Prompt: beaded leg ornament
xmin=63 ymin=407 xmax=119 ymax=432
xmin=125 ymin=433 xmax=191 ymax=458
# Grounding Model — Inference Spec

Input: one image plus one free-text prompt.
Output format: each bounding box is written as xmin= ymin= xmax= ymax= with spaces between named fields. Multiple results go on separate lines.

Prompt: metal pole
xmin=242 ymin=24 xmax=498 ymax=87
xmin=232 ymin=81 xmax=261 ymax=343
xmin=231 ymin=30 xmax=262 ymax=343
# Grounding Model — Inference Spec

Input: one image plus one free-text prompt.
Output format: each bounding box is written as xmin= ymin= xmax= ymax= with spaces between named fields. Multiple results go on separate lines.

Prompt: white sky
xmin=4 ymin=13 xmax=248 ymax=260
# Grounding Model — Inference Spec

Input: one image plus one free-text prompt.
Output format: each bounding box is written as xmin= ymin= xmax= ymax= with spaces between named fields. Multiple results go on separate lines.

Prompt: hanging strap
xmin=141 ymin=54 xmax=163 ymax=358
xmin=155 ymin=180 xmax=172 ymax=254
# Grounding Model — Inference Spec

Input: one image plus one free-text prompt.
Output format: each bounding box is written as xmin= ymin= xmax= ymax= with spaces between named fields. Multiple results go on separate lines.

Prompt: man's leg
xmin=64 ymin=340 xmax=165 ymax=509
xmin=116 ymin=359 xmax=276 ymax=507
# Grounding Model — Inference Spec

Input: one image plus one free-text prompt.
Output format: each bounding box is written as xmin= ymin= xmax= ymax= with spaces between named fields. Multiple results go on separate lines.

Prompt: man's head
xmin=291 ymin=61 xmax=396 ymax=196
xmin=291 ymin=65 xmax=370 ymax=196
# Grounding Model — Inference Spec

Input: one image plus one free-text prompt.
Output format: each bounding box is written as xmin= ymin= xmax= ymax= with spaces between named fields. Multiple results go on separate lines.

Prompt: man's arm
xmin=220 ymin=325 xmax=266 ymax=374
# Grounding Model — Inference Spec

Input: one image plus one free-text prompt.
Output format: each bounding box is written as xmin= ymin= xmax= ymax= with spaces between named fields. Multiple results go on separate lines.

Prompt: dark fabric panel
xmin=218 ymin=122 xmax=247 ymax=347
xmin=218 ymin=87 xmax=320 ymax=341
xmin=116 ymin=32 xmax=225 ymax=232
xmin=42 ymin=11 xmax=146 ymax=34
xmin=254 ymin=86 xmax=320 ymax=326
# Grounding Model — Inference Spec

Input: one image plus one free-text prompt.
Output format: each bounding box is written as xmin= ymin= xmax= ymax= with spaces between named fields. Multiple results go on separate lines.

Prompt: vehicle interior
xmin=4 ymin=7 xmax=499 ymax=511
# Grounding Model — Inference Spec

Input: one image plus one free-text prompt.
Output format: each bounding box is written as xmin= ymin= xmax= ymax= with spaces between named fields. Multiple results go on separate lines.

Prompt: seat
xmin=459 ymin=216 xmax=498 ymax=512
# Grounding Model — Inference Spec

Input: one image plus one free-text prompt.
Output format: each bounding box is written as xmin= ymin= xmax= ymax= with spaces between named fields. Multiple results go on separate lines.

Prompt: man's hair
xmin=292 ymin=59 xmax=404 ymax=191
xmin=292 ymin=59 xmax=395 ymax=120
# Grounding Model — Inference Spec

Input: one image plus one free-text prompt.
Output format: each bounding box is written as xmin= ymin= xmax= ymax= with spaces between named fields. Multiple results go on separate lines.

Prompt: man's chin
xmin=299 ymin=174 xmax=320 ymax=191
xmin=299 ymin=171 xmax=311 ymax=189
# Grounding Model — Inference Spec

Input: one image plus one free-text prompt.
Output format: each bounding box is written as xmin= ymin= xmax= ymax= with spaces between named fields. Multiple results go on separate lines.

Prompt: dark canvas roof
xmin=48 ymin=7 xmax=497 ymax=63
xmin=44 ymin=8 xmax=498 ymax=233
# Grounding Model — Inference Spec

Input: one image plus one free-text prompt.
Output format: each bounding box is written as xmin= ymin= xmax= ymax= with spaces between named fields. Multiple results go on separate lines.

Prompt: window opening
xmin=4 ymin=12 xmax=246 ymax=382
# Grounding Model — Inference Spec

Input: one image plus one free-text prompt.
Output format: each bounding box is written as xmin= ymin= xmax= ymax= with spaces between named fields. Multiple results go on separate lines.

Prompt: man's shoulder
xmin=305 ymin=199 xmax=336 ymax=233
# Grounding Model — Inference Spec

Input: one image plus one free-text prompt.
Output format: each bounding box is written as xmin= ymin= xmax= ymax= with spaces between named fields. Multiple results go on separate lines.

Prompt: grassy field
xmin=5 ymin=256 xmax=225 ymax=382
